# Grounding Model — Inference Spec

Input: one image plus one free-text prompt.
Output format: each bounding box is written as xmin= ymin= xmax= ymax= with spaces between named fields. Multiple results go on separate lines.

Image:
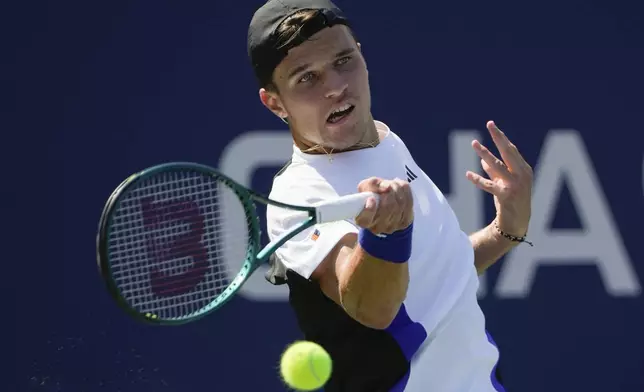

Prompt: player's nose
xmin=324 ymin=71 xmax=348 ymax=99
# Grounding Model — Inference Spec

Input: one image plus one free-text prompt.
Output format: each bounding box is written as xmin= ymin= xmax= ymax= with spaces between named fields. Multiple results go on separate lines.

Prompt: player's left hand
xmin=465 ymin=120 xmax=533 ymax=237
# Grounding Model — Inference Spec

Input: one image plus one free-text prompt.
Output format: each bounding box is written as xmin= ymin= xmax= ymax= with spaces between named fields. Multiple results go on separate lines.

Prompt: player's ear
xmin=259 ymin=87 xmax=288 ymax=120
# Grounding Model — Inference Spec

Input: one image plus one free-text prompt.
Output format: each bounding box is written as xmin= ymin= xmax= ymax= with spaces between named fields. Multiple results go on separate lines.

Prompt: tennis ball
xmin=279 ymin=340 xmax=332 ymax=391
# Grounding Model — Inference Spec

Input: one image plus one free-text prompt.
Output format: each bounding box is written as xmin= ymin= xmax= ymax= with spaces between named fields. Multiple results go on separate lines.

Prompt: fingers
xmin=486 ymin=121 xmax=530 ymax=173
xmin=355 ymin=195 xmax=379 ymax=228
xmin=467 ymin=122 xmax=534 ymax=202
xmin=357 ymin=177 xmax=392 ymax=194
xmin=355 ymin=177 xmax=386 ymax=228
xmin=355 ymin=177 xmax=394 ymax=230
xmin=377 ymin=180 xmax=407 ymax=233
xmin=480 ymin=159 xmax=495 ymax=178
xmin=471 ymin=140 xmax=510 ymax=180
xmin=465 ymin=171 xmax=498 ymax=195
xmin=355 ymin=177 xmax=413 ymax=234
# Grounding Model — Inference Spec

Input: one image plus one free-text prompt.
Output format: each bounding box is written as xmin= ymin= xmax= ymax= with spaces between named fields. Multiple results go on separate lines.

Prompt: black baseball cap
xmin=247 ymin=0 xmax=351 ymax=87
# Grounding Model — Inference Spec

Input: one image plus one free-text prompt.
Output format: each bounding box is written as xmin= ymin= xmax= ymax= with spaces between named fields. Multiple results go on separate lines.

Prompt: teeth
xmin=331 ymin=104 xmax=352 ymax=115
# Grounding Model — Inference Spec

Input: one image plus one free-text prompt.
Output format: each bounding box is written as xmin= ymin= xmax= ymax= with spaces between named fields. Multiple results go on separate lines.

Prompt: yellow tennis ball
xmin=279 ymin=340 xmax=332 ymax=391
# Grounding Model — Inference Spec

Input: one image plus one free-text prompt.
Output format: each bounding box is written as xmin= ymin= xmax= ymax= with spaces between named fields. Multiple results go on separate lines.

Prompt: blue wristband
xmin=358 ymin=223 xmax=413 ymax=263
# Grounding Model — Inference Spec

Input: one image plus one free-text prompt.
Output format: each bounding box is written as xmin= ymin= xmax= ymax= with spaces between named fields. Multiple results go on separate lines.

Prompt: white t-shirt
xmin=266 ymin=120 xmax=501 ymax=391
xmin=266 ymin=120 xmax=477 ymax=332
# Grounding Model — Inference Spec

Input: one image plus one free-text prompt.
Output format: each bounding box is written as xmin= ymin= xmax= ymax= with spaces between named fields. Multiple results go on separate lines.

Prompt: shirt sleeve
xmin=266 ymin=179 xmax=359 ymax=280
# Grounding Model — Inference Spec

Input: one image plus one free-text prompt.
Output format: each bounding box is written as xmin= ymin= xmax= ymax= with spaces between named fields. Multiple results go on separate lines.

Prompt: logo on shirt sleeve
xmin=311 ymin=229 xmax=321 ymax=241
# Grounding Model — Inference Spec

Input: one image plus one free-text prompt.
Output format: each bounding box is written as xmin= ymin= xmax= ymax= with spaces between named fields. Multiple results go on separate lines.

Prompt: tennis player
xmin=247 ymin=1 xmax=533 ymax=390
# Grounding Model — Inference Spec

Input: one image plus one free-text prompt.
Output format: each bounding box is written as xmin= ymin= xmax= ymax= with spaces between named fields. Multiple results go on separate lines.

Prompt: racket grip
xmin=313 ymin=192 xmax=379 ymax=223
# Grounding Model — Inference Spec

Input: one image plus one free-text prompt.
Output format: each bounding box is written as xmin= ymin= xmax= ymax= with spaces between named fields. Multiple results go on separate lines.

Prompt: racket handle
xmin=313 ymin=192 xmax=379 ymax=223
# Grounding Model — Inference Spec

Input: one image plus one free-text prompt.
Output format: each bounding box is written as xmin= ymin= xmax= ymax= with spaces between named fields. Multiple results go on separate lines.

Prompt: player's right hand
xmin=355 ymin=177 xmax=414 ymax=235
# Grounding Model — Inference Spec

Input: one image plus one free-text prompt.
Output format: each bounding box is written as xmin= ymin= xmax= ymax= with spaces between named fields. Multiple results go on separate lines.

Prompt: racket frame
xmin=96 ymin=162 xmax=317 ymax=325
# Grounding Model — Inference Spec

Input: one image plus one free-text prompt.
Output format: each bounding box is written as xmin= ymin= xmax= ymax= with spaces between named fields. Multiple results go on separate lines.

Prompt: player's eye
xmin=335 ymin=56 xmax=352 ymax=66
xmin=298 ymin=72 xmax=315 ymax=84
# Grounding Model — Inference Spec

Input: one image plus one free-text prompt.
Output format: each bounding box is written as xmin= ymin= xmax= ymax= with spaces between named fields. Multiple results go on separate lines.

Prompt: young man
xmin=247 ymin=0 xmax=534 ymax=390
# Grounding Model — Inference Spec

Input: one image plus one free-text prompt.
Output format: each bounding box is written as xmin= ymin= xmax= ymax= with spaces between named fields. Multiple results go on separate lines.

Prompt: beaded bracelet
xmin=494 ymin=220 xmax=534 ymax=247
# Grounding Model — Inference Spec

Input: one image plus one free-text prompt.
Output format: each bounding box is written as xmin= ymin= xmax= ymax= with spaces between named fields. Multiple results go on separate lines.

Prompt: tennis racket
xmin=96 ymin=162 xmax=376 ymax=325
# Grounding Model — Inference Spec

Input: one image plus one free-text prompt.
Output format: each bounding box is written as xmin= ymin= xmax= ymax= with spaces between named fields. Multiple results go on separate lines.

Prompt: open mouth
xmin=327 ymin=104 xmax=355 ymax=124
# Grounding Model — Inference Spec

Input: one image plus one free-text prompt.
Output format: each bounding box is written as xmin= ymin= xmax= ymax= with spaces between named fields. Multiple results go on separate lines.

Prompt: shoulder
xmin=268 ymin=161 xmax=340 ymax=218
xmin=374 ymin=120 xmax=411 ymax=151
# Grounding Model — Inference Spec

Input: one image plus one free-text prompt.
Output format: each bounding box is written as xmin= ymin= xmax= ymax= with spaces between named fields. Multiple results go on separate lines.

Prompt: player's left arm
xmin=469 ymin=221 xmax=522 ymax=274
xmin=465 ymin=120 xmax=534 ymax=274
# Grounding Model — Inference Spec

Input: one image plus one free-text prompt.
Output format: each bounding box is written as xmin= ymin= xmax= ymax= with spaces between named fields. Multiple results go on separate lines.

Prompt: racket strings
xmin=107 ymin=170 xmax=252 ymax=319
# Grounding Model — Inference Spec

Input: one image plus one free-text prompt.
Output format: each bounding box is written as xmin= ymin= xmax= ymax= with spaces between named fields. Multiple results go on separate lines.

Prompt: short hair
xmin=264 ymin=9 xmax=358 ymax=91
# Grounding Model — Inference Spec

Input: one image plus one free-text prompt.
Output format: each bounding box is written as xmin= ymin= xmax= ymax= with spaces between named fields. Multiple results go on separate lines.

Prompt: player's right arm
xmin=311 ymin=177 xmax=414 ymax=330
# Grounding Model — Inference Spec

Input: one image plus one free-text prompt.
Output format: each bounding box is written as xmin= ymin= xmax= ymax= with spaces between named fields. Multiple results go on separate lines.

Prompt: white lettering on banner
xmin=218 ymin=129 xmax=641 ymax=301
xmin=219 ymin=131 xmax=293 ymax=301
xmin=495 ymin=130 xmax=641 ymax=297
xmin=443 ymin=131 xmax=487 ymax=297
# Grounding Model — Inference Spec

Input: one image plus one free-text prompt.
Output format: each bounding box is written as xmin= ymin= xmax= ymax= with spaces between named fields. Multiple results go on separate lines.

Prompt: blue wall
xmin=7 ymin=0 xmax=643 ymax=391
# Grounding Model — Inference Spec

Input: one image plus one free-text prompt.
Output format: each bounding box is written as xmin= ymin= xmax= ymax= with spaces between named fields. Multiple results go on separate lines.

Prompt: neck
xmin=294 ymin=116 xmax=380 ymax=155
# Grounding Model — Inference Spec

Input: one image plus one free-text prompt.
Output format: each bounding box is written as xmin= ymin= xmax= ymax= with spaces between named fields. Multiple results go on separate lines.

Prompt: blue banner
xmin=8 ymin=1 xmax=643 ymax=391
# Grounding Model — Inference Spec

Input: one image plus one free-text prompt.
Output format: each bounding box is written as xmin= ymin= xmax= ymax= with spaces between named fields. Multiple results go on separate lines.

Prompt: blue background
xmin=6 ymin=0 xmax=643 ymax=391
